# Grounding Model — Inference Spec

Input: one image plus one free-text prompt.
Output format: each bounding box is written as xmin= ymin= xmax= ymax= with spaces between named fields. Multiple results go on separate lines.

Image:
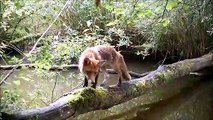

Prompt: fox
xmin=78 ymin=45 xmax=131 ymax=88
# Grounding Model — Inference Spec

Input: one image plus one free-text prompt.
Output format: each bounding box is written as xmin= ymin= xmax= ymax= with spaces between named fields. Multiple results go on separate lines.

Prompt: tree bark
xmin=3 ymin=52 xmax=213 ymax=120
xmin=0 ymin=64 xmax=78 ymax=70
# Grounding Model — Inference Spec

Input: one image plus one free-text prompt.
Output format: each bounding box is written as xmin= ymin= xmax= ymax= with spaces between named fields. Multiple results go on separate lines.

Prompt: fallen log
xmin=3 ymin=52 xmax=213 ymax=120
xmin=0 ymin=64 xmax=147 ymax=78
xmin=10 ymin=33 xmax=42 ymax=44
xmin=0 ymin=64 xmax=78 ymax=70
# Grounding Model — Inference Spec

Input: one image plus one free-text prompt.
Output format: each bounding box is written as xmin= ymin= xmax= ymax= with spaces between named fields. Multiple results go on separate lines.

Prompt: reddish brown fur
xmin=79 ymin=45 xmax=131 ymax=88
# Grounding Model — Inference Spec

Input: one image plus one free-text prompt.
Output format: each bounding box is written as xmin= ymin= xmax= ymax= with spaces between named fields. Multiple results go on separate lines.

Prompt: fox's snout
xmin=84 ymin=71 xmax=98 ymax=82
xmin=82 ymin=57 xmax=104 ymax=82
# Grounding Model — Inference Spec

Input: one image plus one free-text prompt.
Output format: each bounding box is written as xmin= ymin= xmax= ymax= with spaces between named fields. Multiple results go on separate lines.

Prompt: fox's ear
xmin=98 ymin=60 xmax=106 ymax=66
xmin=84 ymin=57 xmax=91 ymax=66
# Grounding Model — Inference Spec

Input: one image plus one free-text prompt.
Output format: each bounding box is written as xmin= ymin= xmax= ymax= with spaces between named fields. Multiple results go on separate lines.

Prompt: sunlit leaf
xmin=104 ymin=4 xmax=113 ymax=11
xmin=106 ymin=20 xmax=119 ymax=26
xmin=86 ymin=20 xmax=93 ymax=27
xmin=20 ymin=76 xmax=31 ymax=82
xmin=136 ymin=3 xmax=145 ymax=7
xmin=162 ymin=19 xmax=170 ymax=27
xmin=13 ymin=80 xmax=21 ymax=86
xmin=166 ymin=1 xmax=178 ymax=11
xmin=113 ymin=8 xmax=125 ymax=15
xmin=137 ymin=11 xmax=145 ymax=17
xmin=145 ymin=10 xmax=153 ymax=17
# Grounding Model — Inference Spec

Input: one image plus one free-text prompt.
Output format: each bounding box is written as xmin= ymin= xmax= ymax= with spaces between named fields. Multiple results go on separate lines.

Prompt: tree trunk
xmin=3 ymin=52 xmax=213 ymax=120
xmin=0 ymin=64 xmax=147 ymax=78
xmin=0 ymin=64 xmax=78 ymax=70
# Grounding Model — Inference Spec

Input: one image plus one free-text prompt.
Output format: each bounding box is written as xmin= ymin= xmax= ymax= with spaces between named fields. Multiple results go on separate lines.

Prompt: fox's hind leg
xmin=117 ymin=77 xmax=122 ymax=87
xmin=100 ymin=69 xmax=109 ymax=87
xmin=113 ymin=65 xmax=123 ymax=87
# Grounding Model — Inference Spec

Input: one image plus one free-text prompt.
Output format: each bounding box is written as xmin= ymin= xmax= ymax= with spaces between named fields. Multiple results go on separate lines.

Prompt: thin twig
xmin=0 ymin=0 xmax=71 ymax=86
xmin=161 ymin=51 xmax=168 ymax=65
xmin=54 ymin=81 xmax=84 ymax=102
xmin=51 ymin=72 xmax=59 ymax=102
xmin=162 ymin=0 xmax=169 ymax=19
xmin=8 ymin=44 xmax=26 ymax=57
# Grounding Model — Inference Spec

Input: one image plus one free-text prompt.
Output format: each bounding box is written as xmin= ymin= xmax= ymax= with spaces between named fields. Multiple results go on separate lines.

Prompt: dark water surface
xmin=132 ymin=75 xmax=213 ymax=120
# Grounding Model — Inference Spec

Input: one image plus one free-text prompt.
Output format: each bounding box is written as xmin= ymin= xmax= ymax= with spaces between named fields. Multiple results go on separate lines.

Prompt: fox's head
xmin=83 ymin=57 xmax=106 ymax=82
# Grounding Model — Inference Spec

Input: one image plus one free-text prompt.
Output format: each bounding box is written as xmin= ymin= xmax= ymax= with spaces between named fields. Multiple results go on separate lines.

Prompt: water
xmin=132 ymin=76 xmax=213 ymax=120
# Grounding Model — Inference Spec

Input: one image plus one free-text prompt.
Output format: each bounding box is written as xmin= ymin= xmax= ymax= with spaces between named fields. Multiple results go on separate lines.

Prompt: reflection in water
xmin=1 ymin=69 xmax=84 ymax=111
xmin=131 ymin=76 xmax=213 ymax=120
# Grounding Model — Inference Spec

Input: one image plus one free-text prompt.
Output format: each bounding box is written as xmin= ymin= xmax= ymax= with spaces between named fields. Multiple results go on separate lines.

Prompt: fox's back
xmin=81 ymin=45 xmax=118 ymax=61
xmin=79 ymin=45 xmax=119 ymax=71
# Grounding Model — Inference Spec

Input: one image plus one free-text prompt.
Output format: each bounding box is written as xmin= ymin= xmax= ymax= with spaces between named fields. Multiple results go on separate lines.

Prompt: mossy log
xmin=3 ymin=53 xmax=213 ymax=120
xmin=10 ymin=33 xmax=42 ymax=44
xmin=0 ymin=64 xmax=78 ymax=71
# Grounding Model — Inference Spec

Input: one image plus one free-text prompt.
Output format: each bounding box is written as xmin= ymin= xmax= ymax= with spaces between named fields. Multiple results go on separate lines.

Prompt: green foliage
xmin=8 ymin=56 xmax=21 ymax=64
xmin=0 ymin=89 xmax=21 ymax=112
xmin=0 ymin=0 xmax=61 ymax=43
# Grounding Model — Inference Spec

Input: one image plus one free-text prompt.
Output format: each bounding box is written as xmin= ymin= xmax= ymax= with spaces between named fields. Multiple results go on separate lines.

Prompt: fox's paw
xmin=100 ymin=83 xmax=106 ymax=87
xmin=100 ymin=80 xmax=107 ymax=87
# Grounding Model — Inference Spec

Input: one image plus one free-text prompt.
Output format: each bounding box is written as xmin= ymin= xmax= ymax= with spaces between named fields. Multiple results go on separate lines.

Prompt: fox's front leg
xmin=83 ymin=76 xmax=88 ymax=87
xmin=91 ymin=73 xmax=99 ymax=88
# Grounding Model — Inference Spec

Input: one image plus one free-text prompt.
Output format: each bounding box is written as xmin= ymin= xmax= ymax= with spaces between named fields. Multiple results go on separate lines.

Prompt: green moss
xmin=95 ymin=87 xmax=107 ymax=97
xmin=67 ymin=87 xmax=107 ymax=109
xmin=157 ymin=70 xmax=173 ymax=83
xmin=126 ymin=84 xmax=139 ymax=96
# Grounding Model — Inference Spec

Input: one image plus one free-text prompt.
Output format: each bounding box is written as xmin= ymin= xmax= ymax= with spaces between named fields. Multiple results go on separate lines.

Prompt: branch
xmin=51 ymin=72 xmax=59 ymax=102
xmin=162 ymin=0 xmax=169 ymax=19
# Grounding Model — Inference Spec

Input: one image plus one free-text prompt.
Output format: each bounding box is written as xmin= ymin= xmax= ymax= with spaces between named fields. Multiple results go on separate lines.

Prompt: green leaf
xmin=135 ymin=3 xmax=145 ymax=7
xmin=104 ymin=4 xmax=113 ymax=11
xmin=106 ymin=20 xmax=119 ymax=26
xmin=166 ymin=1 xmax=178 ymax=11
xmin=24 ymin=27 xmax=30 ymax=33
xmin=113 ymin=8 xmax=125 ymax=15
xmin=20 ymin=76 xmax=31 ymax=82
xmin=137 ymin=11 xmax=145 ymax=17
xmin=162 ymin=19 xmax=170 ymax=27
xmin=137 ymin=10 xmax=153 ymax=18
xmin=13 ymin=80 xmax=21 ymax=86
